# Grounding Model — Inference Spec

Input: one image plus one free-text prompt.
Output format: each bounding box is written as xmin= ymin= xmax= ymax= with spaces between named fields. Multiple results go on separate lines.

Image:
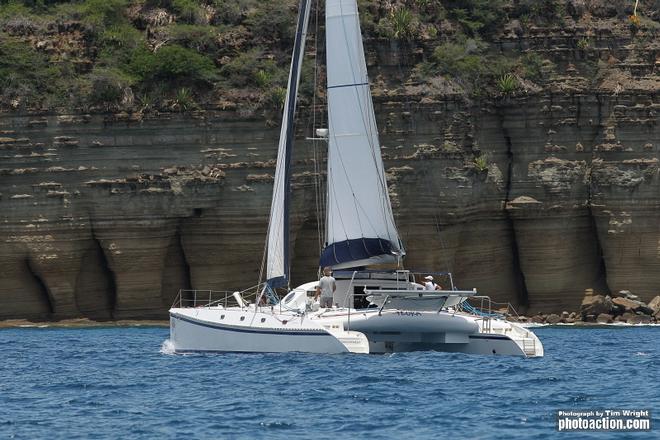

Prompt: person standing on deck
xmin=315 ymin=267 xmax=336 ymax=308
xmin=424 ymin=275 xmax=442 ymax=291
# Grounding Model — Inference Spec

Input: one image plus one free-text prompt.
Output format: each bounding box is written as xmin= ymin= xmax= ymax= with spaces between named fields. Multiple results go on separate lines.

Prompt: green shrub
xmin=165 ymin=24 xmax=217 ymax=51
xmin=489 ymin=56 xmax=517 ymax=78
xmin=97 ymin=24 xmax=145 ymax=69
xmin=132 ymin=0 xmax=206 ymax=23
xmin=100 ymin=24 xmax=143 ymax=50
xmin=220 ymin=49 xmax=285 ymax=88
xmin=212 ymin=0 xmax=259 ymax=25
xmin=356 ymin=0 xmax=377 ymax=35
xmin=86 ymin=67 xmax=132 ymax=107
xmin=512 ymin=0 xmax=565 ymax=25
xmin=298 ymin=61 xmax=316 ymax=100
xmin=49 ymin=0 xmax=129 ymax=36
xmin=130 ymin=44 xmax=216 ymax=84
xmin=519 ymin=53 xmax=544 ymax=81
xmin=0 ymin=1 xmax=32 ymax=19
xmin=431 ymin=40 xmax=486 ymax=80
xmin=244 ymin=0 xmax=297 ymax=47
xmin=0 ymin=37 xmax=61 ymax=101
xmin=445 ymin=0 xmax=506 ymax=37
xmin=171 ymin=0 xmax=205 ymax=24
xmin=87 ymin=0 xmax=128 ymax=23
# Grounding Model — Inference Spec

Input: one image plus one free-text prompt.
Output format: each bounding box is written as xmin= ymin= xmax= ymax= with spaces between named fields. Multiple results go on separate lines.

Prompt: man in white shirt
xmin=315 ymin=266 xmax=336 ymax=308
xmin=424 ymin=275 xmax=442 ymax=291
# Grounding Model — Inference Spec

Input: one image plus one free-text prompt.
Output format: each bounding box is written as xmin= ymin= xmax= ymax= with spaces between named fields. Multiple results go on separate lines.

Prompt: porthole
xmin=220 ymin=315 xmax=225 ymax=319
xmin=240 ymin=316 xmax=245 ymax=321
xmin=261 ymin=318 xmax=266 ymax=323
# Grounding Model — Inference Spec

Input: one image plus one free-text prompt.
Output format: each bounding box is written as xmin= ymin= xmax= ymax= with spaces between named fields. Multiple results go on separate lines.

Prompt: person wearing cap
xmin=424 ymin=275 xmax=442 ymax=291
xmin=315 ymin=266 xmax=336 ymax=308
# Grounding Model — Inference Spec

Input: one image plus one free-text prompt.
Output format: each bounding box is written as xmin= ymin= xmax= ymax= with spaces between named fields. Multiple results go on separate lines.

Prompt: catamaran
xmin=168 ymin=0 xmax=544 ymax=357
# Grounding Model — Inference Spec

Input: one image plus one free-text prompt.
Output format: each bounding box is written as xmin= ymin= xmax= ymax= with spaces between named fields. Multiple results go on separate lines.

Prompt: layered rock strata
xmin=1 ymin=12 xmax=659 ymax=320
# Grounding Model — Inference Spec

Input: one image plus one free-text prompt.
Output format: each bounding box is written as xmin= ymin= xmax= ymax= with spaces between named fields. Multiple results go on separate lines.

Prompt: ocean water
xmin=0 ymin=326 xmax=657 ymax=439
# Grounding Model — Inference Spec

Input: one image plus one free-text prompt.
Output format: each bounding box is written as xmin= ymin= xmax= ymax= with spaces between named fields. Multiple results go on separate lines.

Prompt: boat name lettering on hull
xmin=396 ymin=311 xmax=422 ymax=317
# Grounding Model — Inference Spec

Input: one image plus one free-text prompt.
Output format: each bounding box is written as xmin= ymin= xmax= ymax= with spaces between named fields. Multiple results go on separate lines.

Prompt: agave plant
xmin=389 ymin=7 xmax=416 ymax=41
xmin=577 ymin=38 xmax=590 ymax=50
xmin=473 ymin=154 xmax=489 ymax=172
xmin=173 ymin=87 xmax=195 ymax=112
xmin=254 ymin=69 xmax=272 ymax=89
xmin=497 ymin=73 xmax=518 ymax=96
xmin=268 ymin=87 xmax=287 ymax=111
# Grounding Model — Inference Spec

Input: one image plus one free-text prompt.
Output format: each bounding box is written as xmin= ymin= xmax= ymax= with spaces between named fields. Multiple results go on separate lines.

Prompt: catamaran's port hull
xmin=169 ymin=311 xmax=349 ymax=354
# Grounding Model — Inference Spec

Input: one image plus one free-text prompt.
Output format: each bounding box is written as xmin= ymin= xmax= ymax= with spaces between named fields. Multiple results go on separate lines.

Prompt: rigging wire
xmin=311 ymin=0 xmax=324 ymax=256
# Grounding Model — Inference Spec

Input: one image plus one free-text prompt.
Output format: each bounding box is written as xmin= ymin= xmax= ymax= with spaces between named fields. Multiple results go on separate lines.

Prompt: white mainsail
xmin=321 ymin=0 xmax=404 ymax=269
xmin=266 ymin=0 xmax=312 ymax=287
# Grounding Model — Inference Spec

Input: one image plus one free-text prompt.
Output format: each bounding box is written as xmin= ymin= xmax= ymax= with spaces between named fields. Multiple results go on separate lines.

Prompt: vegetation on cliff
xmin=0 ymin=0 xmax=657 ymax=114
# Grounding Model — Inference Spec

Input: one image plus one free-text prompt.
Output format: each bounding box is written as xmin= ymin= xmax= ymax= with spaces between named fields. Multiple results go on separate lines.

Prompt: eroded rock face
xmin=1 ymin=29 xmax=659 ymax=320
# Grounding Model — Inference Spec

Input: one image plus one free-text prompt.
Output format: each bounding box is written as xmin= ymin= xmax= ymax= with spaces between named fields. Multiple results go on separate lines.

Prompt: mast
xmin=265 ymin=0 xmax=313 ymax=288
xmin=321 ymin=0 xmax=405 ymax=269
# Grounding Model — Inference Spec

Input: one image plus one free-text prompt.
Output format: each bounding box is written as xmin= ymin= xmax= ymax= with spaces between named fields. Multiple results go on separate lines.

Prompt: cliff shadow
xmin=74 ymin=237 xmax=116 ymax=321
xmin=161 ymin=222 xmax=192 ymax=309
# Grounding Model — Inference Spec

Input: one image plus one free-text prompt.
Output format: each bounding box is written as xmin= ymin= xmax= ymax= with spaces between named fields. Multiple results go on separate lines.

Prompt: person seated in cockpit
xmin=423 ymin=275 xmax=442 ymax=291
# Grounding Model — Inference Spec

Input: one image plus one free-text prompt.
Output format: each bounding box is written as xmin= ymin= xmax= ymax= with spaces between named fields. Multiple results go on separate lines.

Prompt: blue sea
xmin=0 ymin=326 xmax=657 ymax=439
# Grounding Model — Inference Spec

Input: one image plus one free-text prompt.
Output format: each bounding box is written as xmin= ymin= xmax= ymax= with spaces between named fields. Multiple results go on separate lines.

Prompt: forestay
xmin=266 ymin=0 xmax=313 ymax=287
xmin=321 ymin=0 xmax=404 ymax=269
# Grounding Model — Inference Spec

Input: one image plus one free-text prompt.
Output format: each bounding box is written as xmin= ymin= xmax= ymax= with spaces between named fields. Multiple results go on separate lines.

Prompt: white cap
xmin=424 ymin=276 xmax=434 ymax=281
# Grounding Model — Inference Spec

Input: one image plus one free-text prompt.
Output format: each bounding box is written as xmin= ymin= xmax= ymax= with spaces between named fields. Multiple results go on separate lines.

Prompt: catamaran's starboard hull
xmin=169 ymin=310 xmax=350 ymax=354
xmin=317 ymin=310 xmax=541 ymax=356
xmin=364 ymin=335 xmax=532 ymax=356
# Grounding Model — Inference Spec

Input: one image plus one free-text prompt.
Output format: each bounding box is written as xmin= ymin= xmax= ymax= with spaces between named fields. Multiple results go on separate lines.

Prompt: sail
xmin=266 ymin=0 xmax=312 ymax=287
xmin=321 ymin=0 xmax=404 ymax=269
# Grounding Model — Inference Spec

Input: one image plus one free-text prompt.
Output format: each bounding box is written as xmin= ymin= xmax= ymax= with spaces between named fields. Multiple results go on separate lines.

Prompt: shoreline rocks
xmin=514 ymin=291 xmax=660 ymax=325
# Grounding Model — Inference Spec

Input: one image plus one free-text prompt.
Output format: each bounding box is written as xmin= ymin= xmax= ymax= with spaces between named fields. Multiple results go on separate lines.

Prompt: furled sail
xmin=266 ymin=0 xmax=312 ymax=287
xmin=320 ymin=0 xmax=405 ymax=269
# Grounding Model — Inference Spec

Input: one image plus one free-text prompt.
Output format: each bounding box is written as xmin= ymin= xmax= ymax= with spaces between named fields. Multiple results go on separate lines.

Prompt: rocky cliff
xmin=0 ymin=0 xmax=659 ymax=320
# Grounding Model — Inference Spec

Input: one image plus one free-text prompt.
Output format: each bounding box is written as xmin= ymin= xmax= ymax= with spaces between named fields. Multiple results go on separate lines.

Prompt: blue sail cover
xmin=319 ymin=238 xmax=393 ymax=268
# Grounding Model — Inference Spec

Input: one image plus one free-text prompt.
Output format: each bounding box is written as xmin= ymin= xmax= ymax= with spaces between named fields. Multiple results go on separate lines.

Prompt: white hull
xmin=169 ymin=308 xmax=365 ymax=354
xmin=169 ymin=305 xmax=543 ymax=357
